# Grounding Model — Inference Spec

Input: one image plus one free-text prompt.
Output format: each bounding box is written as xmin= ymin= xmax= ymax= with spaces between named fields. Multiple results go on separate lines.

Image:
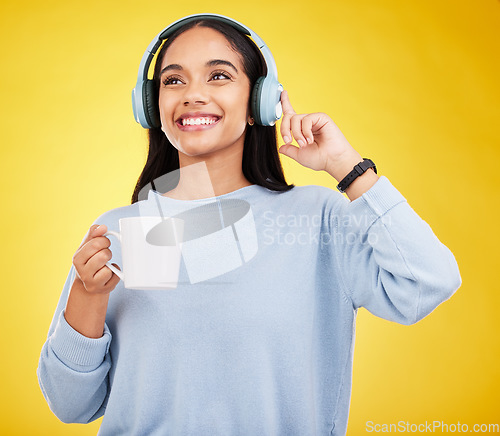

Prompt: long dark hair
xmin=131 ymin=19 xmax=294 ymax=204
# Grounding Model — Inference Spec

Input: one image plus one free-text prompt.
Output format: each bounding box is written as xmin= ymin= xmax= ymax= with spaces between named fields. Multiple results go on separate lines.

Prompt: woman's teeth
xmin=181 ymin=117 xmax=218 ymax=126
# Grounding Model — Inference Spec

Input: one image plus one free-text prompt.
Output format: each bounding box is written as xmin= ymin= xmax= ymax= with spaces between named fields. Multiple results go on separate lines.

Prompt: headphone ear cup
xmin=143 ymin=80 xmax=160 ymax=129
xmin=251 ymin=77 xmax=265 ymax=126
xmin=251 ymin=76 xmax=282 ymax=126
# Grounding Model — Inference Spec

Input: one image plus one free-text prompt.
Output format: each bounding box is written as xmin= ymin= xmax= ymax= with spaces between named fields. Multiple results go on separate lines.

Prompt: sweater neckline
xmin=147 ymin=183 xmax=262 ymax=204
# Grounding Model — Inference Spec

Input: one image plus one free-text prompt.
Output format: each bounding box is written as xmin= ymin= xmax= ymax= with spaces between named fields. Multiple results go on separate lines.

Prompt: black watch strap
xmin=336 ymin=158 xmax=377 ymax=193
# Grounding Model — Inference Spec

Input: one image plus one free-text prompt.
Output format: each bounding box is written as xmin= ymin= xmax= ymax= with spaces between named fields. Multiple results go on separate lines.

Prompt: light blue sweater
xmin=37 ymin=176 xmax=461 ymax=435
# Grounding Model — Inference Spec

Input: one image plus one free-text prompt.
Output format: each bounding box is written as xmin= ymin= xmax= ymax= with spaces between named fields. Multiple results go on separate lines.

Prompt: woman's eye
xmin=162 ymin=77 xmax=183 ymax=86
xmin=210 ymin=71 xmax=231 ymax=81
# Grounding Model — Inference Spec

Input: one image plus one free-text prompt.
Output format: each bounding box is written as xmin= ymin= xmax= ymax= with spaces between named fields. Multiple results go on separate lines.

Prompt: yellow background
xmin=1 ymin=0 xmax=498 ymax=434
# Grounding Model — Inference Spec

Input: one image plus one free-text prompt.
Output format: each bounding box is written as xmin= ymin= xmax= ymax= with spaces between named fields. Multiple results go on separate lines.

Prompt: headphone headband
xmin=132 ymin=13 xmax=282 ymax=128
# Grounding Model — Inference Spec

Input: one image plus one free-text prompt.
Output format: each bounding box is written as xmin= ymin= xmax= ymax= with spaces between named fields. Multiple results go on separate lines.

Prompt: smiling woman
xmin=37 ymin=13 xmax=462 ymax=436
xmin=132 ymin=17 xmax=294 ymax=203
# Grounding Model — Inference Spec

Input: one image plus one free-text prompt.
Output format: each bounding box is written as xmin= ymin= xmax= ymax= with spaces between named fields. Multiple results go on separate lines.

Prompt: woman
xmin=38 ymin=14 xmax=461 ymax=436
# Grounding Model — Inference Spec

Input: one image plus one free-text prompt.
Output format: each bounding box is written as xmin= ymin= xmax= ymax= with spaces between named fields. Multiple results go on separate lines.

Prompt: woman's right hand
xmin=72 ymin=224 xmax=121 ymax=295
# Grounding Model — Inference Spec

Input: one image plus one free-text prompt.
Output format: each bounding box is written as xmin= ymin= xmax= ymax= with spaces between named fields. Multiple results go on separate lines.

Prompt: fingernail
xmin=298 ymin=139 xmax=305 ymax=147
xmin=95 ymin=225 xmax=101 ymax=232
xmin=283 ymin=136 xmax=291 ymax=144
xmin=307 ymin=137 xmax=313 ymax=144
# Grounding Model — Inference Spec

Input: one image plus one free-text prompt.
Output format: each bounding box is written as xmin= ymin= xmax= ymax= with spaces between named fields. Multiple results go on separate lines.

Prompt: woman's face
xmin=158 ymin=26 xmax=251 ymax=159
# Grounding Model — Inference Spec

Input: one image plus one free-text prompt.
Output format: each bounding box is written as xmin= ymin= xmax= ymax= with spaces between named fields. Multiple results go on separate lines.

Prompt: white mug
xmin=104 ymin=216 xmax=184 ymax=290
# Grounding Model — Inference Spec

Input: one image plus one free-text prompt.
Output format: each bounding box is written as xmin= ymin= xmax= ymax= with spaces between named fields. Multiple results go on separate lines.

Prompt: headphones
xmin=131 ymin=13 xmax=283 ymax=129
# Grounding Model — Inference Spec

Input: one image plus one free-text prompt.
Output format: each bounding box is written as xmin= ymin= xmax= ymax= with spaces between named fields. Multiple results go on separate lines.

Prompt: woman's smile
xmin=175 ymin=112 xmax=222 ymax=131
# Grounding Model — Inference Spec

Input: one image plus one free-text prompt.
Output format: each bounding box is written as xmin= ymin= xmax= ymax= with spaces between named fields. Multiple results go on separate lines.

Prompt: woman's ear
xmin=246 ymin=101 xmax=254 ymax=126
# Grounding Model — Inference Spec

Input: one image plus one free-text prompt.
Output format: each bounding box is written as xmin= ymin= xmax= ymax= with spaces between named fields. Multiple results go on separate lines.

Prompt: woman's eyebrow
xmin=206 ymin=59 xmax=238 ymax=73
xmin=160 ymin=59 xmax=238 ymax=76
xmin=160 ymin=64 xmax=182 ymax=76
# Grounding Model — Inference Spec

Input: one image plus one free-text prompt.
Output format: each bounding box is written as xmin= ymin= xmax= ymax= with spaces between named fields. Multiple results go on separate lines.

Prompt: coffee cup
xmin=104 ymin=216 xmax=184 ymax=290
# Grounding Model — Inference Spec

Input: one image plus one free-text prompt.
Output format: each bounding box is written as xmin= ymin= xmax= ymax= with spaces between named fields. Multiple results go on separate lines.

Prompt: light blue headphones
xmin=131 ymin=13 xmax=283 ymax=129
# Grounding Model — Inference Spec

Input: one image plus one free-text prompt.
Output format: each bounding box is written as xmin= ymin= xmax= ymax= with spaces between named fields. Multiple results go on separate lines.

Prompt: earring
xmin=248 ymin=117 xmax=255 ymax=126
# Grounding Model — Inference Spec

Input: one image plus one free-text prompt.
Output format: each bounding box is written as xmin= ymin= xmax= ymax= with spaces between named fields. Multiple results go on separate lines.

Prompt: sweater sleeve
xmin=328 ymin=176 xmax=461 ymax=325
xmin=37 ymin=265 xmax=112 ymax=423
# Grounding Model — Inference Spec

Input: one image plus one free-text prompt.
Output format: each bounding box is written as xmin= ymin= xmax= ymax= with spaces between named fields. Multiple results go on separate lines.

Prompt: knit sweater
xmin=37 ymin=176 xmax=461 ymax=436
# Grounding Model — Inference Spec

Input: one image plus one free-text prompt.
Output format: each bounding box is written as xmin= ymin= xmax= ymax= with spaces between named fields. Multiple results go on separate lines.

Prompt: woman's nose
xmin=183 ymin=81 xmax=208 ymax=106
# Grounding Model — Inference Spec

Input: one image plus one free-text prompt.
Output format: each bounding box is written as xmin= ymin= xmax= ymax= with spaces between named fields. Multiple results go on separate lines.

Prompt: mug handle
xmin=104 ymin=230 xmax=124 ymax=281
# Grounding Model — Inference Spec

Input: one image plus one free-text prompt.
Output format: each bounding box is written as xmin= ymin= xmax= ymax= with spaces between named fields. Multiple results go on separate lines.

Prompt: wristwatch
xmin=336 ymin=158 xmax=377 ymax=193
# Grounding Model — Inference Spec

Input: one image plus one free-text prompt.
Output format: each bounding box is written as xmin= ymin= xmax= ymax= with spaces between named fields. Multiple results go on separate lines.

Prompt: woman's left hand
xmin=278 ymin=90 xmax=362 ymax=179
